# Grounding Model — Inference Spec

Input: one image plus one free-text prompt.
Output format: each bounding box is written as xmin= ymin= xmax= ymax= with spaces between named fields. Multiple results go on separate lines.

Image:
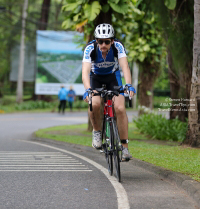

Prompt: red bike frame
xmin=104 ymin=98 xmax=114 ymax=118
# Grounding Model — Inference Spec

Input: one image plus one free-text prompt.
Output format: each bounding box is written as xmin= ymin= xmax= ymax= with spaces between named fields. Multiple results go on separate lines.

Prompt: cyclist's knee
xmin=115 ymin=105 xmax=126 ymax=115
xmin=92 ymin=102 xmax=100 ymax=110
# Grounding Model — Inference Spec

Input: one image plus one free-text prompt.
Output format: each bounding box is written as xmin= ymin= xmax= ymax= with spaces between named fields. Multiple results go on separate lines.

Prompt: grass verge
xmin=35 ymin=123 xmax=200 ymax=182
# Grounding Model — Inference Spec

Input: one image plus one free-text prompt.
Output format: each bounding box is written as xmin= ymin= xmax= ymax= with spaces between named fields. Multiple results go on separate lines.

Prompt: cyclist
xmin=82 ymin=23 xmax=136 ymax=161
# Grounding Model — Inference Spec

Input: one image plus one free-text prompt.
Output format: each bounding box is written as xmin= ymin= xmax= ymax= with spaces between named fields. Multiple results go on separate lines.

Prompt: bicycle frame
xmin=104 ymin=95 xmax=114 ymax=118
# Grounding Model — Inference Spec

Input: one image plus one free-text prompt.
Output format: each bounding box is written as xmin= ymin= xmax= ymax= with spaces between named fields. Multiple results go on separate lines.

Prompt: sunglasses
xmin=97 ymin=40 xmax=111 ymax=45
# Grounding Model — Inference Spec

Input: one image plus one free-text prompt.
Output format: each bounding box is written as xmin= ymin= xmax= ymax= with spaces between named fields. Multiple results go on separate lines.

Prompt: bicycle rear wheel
xmin=103 ymin=118 xmax=113 ymax=176
xmin=111 ymin=119 xmax=121 ymax=182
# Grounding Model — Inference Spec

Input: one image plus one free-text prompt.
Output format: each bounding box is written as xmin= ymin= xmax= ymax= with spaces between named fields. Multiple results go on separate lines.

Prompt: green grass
xmin=35 ymin=123 xmax=200 ymax=182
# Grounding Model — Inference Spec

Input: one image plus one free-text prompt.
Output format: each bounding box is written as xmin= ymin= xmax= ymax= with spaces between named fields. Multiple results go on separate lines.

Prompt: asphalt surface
xmin=0 ymin=111 xmax=199 ymax=209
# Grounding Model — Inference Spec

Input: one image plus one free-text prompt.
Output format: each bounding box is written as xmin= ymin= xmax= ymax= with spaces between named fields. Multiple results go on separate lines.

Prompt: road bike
xmin=88 ymin=85 xmax=132 ymax=182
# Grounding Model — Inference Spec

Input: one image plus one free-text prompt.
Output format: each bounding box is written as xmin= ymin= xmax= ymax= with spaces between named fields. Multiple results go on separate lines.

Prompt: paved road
xmin=0 ymin=111 xmax=198 ymax=209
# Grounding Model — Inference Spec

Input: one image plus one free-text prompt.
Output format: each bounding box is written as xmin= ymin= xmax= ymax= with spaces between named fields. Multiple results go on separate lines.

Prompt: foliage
xmin=134 ymin=113 xmax=187 ymax=142
xmin=118 ymin=0 xmax=165 ymax=64
xmin=0 ymin=0 xmax=66 ymax=91
xmin=14 ymin=101 xmax=57 ymax=110
xmin=153 ymin=59 xmax=169 ymax=91
xmin=153 ymin=0 xmax=193 ymax=77
xmin=164 ymin=0 xmax=176 ymax=10
xmin=62 ymin=0 xmax=166 ymax=81
xmin=73 ymin=100 xmax=88 ymax=109
xmin=62 ymin=0 xmax=140 ymax=41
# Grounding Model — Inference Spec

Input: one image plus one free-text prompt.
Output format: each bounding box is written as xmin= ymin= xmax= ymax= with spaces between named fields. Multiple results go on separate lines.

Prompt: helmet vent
xmin=94 ymin=23 xmax=115 ymax=38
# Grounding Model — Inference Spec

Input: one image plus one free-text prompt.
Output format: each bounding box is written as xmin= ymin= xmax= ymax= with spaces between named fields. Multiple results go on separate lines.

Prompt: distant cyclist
xmin=82 ymin=23 xmax=136 ymax=161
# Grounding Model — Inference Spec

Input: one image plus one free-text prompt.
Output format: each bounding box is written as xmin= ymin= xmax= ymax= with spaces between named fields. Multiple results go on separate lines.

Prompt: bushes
xmin=134 ymin=113 xmax=187 ymax=142
xmin=14 ymin=100 xmax=88 ymax=111
xmin=0 ymin=96 xmax=89 ymax=113
xmin=73 ymin=100 xmax=88 ymax=109
xmin=14 ymin=101 xmax=56 ymax=110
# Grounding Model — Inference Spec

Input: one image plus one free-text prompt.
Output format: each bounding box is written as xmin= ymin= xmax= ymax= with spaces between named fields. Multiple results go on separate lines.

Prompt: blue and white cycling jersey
xmin=82 ymin=40 xmax=127 ymax=75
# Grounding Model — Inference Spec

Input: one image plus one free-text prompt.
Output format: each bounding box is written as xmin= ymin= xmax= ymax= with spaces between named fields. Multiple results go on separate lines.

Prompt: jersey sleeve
xmin=82 ymin=43 xmax=95 ymax=63
xmin=114 ymin=41 xmax=127 ymax=59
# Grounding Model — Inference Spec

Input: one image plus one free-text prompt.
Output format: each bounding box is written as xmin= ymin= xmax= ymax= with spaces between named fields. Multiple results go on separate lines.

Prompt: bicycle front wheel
xmin=111 ymin=119 xmax=121 ymax=182
xmin=103 ymin=119 xmax=113 ymax=176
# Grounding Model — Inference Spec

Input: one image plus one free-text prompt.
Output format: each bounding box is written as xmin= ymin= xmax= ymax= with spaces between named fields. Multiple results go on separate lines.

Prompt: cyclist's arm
xmin=82 ymin=62 xmax=91 ymax=89
xmin=118 ymin=57 xmax=135 ymax=97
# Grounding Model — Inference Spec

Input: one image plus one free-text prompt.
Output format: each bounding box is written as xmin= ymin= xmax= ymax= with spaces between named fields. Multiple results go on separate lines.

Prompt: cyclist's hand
xmin=125 ymin=84 xmax=136 ymax=97
xmin=83 ymin=88 xmax=92 ymax=102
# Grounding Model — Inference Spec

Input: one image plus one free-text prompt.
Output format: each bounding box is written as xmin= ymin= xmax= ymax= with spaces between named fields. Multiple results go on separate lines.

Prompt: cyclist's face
xmin=96 ymin=39 xmax=114 ymax=53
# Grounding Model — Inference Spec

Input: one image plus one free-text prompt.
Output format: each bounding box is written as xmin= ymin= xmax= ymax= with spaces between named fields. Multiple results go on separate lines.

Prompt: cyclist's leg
xmin=90 ymin=72 xmax=103 ymax=131
xmin=89 ymin=95 xmax=101 ymax=131
xmin=113 ymin=95 xmax=129 ymax=148
xmin=108 ymin=71 xmax=129 ymax=149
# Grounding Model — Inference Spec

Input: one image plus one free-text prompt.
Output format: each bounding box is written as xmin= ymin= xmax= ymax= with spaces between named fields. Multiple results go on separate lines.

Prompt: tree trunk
xmin=0 ymin=82 xmax=3 ymax=98
xmin=36 ymin=0 xmax=51 ymax=101
xmin=16 ymin=0 xmax=28 ymax=103
xmin=138 ymin=60 xmax=160 ymax=114
xmin=167 ymin=50 xmax=181 ymax=119
xmin=95 ymin=8 xmax=112 ymax=25
xmin=167 ymin=48 xmax=192 ymax=122
xmin=132 ymin=62 xmax=139 ymax=108
xmin=39 ymin=0 xmax=51 ymax=30
xmin=184 ymin=0 xmax=200 ymax=147
xmin=54 ymin=0 xmax=63 ymax=30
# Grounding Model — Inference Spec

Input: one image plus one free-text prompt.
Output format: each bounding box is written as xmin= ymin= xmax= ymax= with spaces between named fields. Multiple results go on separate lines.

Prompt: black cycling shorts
xmin=90 ymin=71 xmax=123 ymax=91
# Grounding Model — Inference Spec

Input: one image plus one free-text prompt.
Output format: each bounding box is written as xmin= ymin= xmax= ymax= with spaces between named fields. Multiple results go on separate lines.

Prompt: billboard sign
xmin=35 ymin=30 xmax=85 ymax=95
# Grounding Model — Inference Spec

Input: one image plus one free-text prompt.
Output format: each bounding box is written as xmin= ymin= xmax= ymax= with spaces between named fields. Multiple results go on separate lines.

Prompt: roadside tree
xmin=185 ymin=0 xmax=200 ymax=147
xmin=153 ymin=0 xmax=194 ymax=121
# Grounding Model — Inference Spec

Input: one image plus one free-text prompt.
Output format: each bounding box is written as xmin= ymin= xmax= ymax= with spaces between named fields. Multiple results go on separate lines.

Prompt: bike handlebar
xmin=88 ymin=86 xmax=132 ymax=111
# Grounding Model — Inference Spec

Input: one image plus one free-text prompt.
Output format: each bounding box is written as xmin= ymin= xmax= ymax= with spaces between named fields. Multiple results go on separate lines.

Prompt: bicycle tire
xmin=111 ymin=119 xmax=121 ymax=182
xmin=103 ymin=118 xmax=113 ymax=176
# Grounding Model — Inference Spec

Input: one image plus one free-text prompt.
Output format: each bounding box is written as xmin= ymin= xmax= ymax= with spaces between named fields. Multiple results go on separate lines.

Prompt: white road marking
xmin=0 ymin=151 xmax=91 ymax=172
xmin=22 ymin=140 xmax=130 ymax=209
xmin=0 ymin=117 xmax=87 ymax=122
xmin=0 ymin=152 xmax=60 ymax=154
xmin=0 ymin=165 xmax=86 ymax=167
xmin=0 ymin=159 xmax=78 ymax=162
xmin=0 ymin=170 xmax=92 ymax=172
xmin=0 ymin=162 xmax=82 ymax=164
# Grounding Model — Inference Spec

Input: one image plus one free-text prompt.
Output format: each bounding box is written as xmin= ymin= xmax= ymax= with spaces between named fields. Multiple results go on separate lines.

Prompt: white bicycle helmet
xmin=94 ymin=23 xmax=115 ymax=39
